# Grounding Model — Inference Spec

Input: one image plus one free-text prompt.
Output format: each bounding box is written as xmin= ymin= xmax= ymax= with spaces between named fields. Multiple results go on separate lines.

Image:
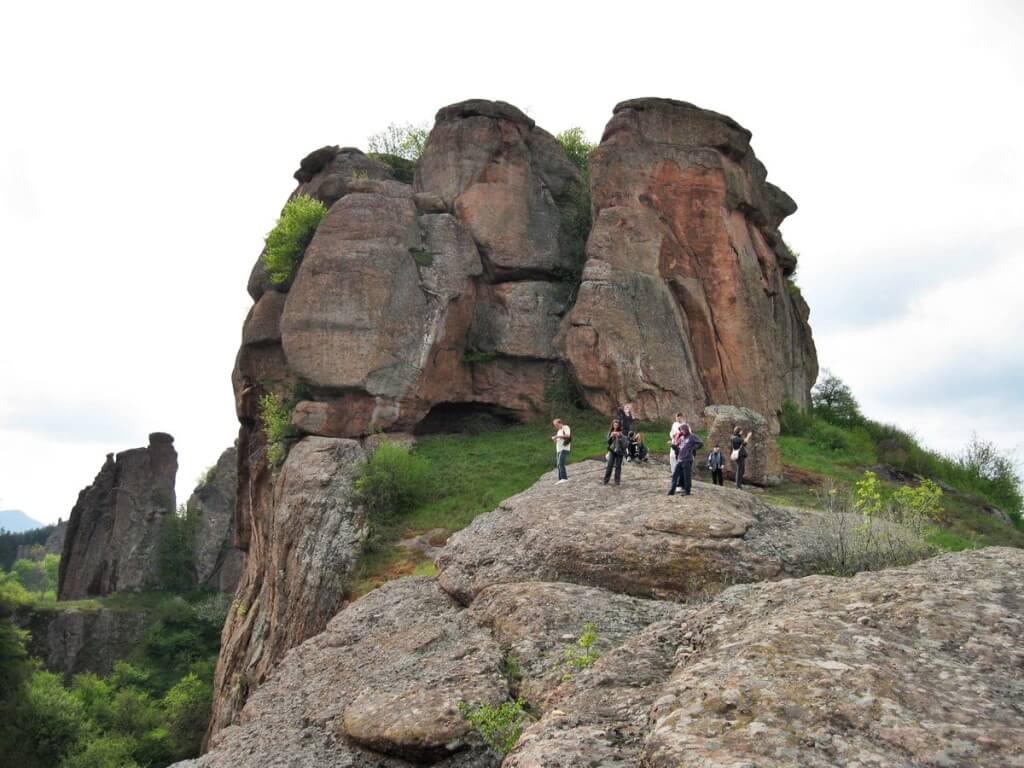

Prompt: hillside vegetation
xmin=353 ymin=377 xmax=1022 ymax=593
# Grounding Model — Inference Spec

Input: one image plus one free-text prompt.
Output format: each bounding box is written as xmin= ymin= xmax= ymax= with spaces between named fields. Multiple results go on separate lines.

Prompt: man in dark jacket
xmin=731 ymin=427 xmax=752 ymax=489
xmin=668 ymin=423 xmax=703 ymax=496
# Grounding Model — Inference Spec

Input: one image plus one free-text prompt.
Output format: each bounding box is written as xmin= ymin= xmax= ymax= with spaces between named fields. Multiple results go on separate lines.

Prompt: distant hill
xmin=0 ymin=509 xmax=45 ymax=532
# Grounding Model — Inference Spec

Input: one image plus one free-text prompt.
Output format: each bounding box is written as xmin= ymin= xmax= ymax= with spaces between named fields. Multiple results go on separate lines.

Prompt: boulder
xmin=436 ymin=460 xmax=809 ymax=604
xmin=507 ymin=548 xmax=1024 ymax=767
xmin=565 ymin=97 xmax=818 ymax=420
xmin=207 ymin=437 xmax=369 ymax=737
xmin=187 ymin=446 xmax=244 ymax=593
xmin=468 ymin=581 xmax=688 ymax=711
xmin=702 ymin=404 xmax=783 ymax=486
xmin=185 ymin=579 xmax=505 ymax=768
xmin=58 ymin=432 xmax=178 ymax=599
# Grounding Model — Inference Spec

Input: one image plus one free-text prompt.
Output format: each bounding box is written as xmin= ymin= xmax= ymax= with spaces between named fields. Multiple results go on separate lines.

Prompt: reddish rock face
xmin=565 ymin=98 xmax=817 ymax=423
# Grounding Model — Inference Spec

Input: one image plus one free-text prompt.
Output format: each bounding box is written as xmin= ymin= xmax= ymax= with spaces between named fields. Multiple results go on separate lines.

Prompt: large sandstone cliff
xmin=58 ymin=432 xmax=178 ymax=599
xmin=184 ymin=463 xmax=1024 ymax=767
xmin=210 ymin=97 xmax=818 ymax=737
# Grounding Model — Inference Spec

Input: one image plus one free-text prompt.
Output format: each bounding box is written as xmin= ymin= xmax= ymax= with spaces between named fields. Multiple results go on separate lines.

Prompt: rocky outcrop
xmin=23 ymin=605 xmax=155 ymax=680
xmin=437 ymin=460 xmax=809 ymax=603
xmin=207 ymin=437 xmax=369 ymax=737
xmin=565 ymin=98 xmax=817 ymax=421
xmin=58 ymin=432 xmax=178 ymax=599
xmin=183 ymin=450 xmax=1024 ymax=768
xmin=214 ymin=97 xmax=821 ymax=743
xmin=703 ymin=404 xmax=782 ymax=486
xmin=45 ymin=518 xmax=67 ymax=555
xmin=513 ymin=547 xmax=1024 ymax=767
xmin=187 ymin=447 xmax=244 ymax=594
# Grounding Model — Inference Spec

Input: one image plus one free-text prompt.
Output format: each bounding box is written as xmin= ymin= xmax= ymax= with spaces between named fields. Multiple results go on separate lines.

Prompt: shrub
xmin=15 ymin=669 xmax=87 ymax=766
xmin=555 ymin=127 xmax=595 ymax=177
xmin=555 ymin=127 xmax=596 ymax=282
xmin=458 ymin=699 xmax=528 ymax=758
xmin=369 ymin=152 xmax=415 ymax=183
xmin=561 ymin=622 xmax=600 ymax=680
xmin=367 ymin=122 xmax=430 ymax=161
xmin=11 ymin=553 xmax=59 ymax=597
xmin=462 ymin=350 xmax=498 ymax=366
xmin=954 ymin=434 xmax=1023 ymax=516
xmin=262 ymin=195 xmax=328 ymax=285
xmin=779 ymin=399 xmax=812 ymax=436
xmin=353 ymin=442 xmax=433 ymax=530
xmin=811 ymin=370 xmax=862 ymax=426
xmin=808 ymin=420 xmax=850 ymax=452
xmin=259 ymin=393 xmax=295 ymax=467
xmin=802 ymin=475 xmax=935 ymax=576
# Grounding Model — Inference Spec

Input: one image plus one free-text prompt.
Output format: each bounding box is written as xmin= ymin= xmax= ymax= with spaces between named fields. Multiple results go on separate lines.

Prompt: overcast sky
xmin=1 ymin=1 xmax=1021 ymax=524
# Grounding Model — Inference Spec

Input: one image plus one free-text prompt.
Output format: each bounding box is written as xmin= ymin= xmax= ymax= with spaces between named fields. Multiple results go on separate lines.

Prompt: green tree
xmin=163 ymin=672 xmax=213 ymax=758
xmin=157 ymin=507 xmax=197 ymax=592
xmin=555 ymin=127 xmax=596 ymax=178
xmin=64 ymin=735 xmax=141 ymax=768
xmin=812 ymin=369 xmax=862 ymax=426
xmin=367 ymin=122 xmax=430 ymax=161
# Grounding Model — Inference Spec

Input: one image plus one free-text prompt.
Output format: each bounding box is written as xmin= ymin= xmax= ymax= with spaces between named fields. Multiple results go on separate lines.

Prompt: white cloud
xmin=1 ymin=1 xmax=1022 ymax=522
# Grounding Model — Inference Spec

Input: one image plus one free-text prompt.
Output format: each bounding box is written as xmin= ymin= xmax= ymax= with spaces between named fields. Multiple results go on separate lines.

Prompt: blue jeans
xmin=668 ymin=460 xmax=693 ymax=495
xmin=556 ymin=449 xmax=569 ymax=480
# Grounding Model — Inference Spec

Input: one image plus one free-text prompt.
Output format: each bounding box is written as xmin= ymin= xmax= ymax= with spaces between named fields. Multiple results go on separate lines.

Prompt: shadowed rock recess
xmin=184 ymin=462 xmax=1024 ymax=767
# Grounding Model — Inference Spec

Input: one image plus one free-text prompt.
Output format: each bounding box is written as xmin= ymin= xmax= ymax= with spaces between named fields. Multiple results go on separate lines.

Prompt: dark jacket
xmin=676 ymin=433 xmax=703 ymax=462
xmin=607 ymin=430 xmax=628 ymax=455
xmin=731 ymin=433 xmax=748 ymax=459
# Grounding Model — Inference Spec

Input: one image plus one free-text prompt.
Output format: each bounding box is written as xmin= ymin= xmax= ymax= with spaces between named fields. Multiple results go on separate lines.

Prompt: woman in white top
xmin=551 ymin=418 xmax=571 ymax=483
xmin=668 ymin=411 xmax=684 ymax=473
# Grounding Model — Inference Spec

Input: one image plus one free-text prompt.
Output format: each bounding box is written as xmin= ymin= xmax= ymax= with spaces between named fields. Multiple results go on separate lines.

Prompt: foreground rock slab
xmin=512 ymin=547 xmax=1024 ymax=768
xmin=437 ymin=460 xmax=804 ymax=604
xmin=183 ymin=578 xmax=505 ymax=768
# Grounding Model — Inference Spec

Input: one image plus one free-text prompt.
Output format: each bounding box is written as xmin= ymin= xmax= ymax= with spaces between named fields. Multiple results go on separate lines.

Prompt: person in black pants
xmin=604 ymin=419 xmax=627 ymax=485
xmin=668 ymin=424 xmax=703 ymax=495
xmin=707 ymin=445 xmax=725 ymax=486
xmin=731 ymin=427 xmax=752 ymax=489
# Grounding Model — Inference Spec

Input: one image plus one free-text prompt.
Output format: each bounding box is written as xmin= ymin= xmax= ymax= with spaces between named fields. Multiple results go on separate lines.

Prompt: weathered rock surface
xmin=468 ymin=581 xmax=687 ymax=711
xmin=703 ymin=403 xmax=783 ymax=486
xmin=437 ymin=460 xmax=806 ymax=604
xmin=58 ymin=432 xmax=178 ymax=599
xmin=187 ymin=446 xmax=244 ymax=594
xmin=45 ymin=518 xmax=67 ymax=555
xmin=186 ymin=579 xmax=505 ymax=768
xmin=207 ymin=437 xmax=369 ymax=737
xmin=21 ymin=605 xmax=155 ymax=680
xmin=565 ymin=98 xmax=817 ymax=421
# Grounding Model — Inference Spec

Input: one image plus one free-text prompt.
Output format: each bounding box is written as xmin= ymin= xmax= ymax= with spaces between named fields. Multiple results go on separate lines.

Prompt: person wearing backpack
xmin=551 ymin=418 xmax=571 ymax=484
xmin=730 ymin=427 xmax=752 ymax=489
xmin=604 ymin=419 xmax=628 ymax=485
xmin=707 ymin=445 xmax=724 ymax=486
xmin=668 ymin=423 xmax=703 ymax=496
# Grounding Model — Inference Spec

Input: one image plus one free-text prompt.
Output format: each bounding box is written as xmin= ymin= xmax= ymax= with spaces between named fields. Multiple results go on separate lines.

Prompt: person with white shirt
xmin=551 ymin=418 xmax=571 ymax=484
xmin=668 ymin=412 xmax=684 ymax=473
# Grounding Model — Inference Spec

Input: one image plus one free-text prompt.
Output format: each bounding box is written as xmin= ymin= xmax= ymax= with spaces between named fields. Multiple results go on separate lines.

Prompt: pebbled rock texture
xmin=58 ymin=432 xmax=178 ymax=599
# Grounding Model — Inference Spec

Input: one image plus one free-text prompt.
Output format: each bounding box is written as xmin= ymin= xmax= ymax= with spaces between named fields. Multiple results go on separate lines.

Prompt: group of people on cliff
xmin=550 ymin=406 xmax=752 ymax=496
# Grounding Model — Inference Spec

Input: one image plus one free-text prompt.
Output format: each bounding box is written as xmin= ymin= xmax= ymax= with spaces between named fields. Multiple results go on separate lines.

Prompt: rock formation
xmin=565 ymin=98 xmax=817 ymax=422
xmin=22 ymin=605 xmax=155 ymax=680
xmin=702 ymin=404 xmax=782 ymax=486
xmin=187 ymin=446 xmax=244 ymax=594
xmin=45 ymin=518 xmax=67 ymax=555
xmin=207 ymin=437 xmax=369 ymax=737
xmin=58 ymin=432 xmax=178 ymax=599
xmin=182 ymin=458 xmax=1024 ymax=767
xmin=212 ymin=96 xmax=819 ymax=738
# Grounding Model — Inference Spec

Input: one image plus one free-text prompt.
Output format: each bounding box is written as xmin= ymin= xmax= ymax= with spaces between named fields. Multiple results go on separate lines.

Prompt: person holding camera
xmin=604 ymin=419 xmax=628 ymax=485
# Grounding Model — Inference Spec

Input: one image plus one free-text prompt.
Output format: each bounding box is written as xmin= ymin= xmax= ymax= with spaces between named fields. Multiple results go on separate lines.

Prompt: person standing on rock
xmin=731 ymin=427 xmax=752 ymax=489
xmin=551 ymin=419 xmax=571 ymax=484
xmin=668 ymin=423 xmax=703 ymax=496
xmin=604 ymin=419 xmax=628 ymax=485
xmin=669 ymin=412 xmax=684 ymax=473
xmin=620 ymin=405 xmax=635 ymax=459
xmin=707 ymin=445 xmax=725 ymax=486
